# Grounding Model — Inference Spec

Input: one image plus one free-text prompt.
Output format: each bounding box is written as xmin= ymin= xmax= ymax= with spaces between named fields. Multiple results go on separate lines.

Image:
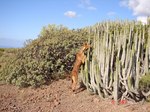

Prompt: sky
xmin=0 ymin=0 xmax=150 ymax=48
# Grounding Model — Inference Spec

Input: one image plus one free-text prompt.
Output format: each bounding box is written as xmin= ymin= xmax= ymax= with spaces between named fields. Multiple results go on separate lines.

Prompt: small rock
xmin=80 ymin=104 xmax=83 ymax=108
xmin=54 ymin=99 xmax=60 ymax=107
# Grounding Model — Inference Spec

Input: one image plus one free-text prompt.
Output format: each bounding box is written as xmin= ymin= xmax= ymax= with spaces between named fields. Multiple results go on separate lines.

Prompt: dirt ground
xmin=0 ymin=79 xmax=150 ymax=112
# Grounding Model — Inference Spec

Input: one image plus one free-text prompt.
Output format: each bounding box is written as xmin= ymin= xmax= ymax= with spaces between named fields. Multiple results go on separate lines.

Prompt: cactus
xmin=80 ymin=20 xmax=150 ymax=103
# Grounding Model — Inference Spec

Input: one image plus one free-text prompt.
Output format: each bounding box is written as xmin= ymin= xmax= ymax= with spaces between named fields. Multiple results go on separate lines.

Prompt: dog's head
xmin=82 ymin=43 xmax=90 ymax=51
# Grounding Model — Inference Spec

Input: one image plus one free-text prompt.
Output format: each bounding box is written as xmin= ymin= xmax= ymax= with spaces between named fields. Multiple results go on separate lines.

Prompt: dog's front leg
xmin=82 ymin=55 xmax=86 ymax=64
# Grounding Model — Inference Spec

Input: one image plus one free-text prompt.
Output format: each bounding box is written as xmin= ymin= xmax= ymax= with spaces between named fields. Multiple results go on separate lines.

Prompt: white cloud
xmin=137 ymin=16 xmax=147 ymax=24
xmin=78 ymin=0 xmax=97 ymax=10
xmin=120 ymin=0 xmax=150 ymax=24
xmin=120 ymin=0 xmax=150 ymax=16
xmin=128 ymin=0 xmax=150 ymax=16
xmin=64 ymin=11 xmax=77 ymax=18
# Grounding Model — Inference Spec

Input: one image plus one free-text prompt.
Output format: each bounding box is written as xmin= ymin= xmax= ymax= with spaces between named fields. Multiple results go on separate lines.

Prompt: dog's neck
xmin=78 ymin=46 xmax=85 ymax=54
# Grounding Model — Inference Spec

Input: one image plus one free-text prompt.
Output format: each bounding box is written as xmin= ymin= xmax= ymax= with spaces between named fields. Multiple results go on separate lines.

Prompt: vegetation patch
xmin=0 ymin=25 xmax=91 ymax=87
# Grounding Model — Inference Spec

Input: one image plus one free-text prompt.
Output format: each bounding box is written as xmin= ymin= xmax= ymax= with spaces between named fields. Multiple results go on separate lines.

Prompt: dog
xmin=71 ymin=43 xmax=90 ymax=92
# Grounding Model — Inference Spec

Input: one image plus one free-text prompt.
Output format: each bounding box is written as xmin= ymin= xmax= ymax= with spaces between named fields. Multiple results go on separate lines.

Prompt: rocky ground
xmin=0 ymin=79 xmax=150 ymax=112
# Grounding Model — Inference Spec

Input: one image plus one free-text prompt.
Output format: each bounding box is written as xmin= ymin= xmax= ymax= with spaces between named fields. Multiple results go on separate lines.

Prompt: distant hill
xmin=0 ymin=45 xmax=20 ymax=48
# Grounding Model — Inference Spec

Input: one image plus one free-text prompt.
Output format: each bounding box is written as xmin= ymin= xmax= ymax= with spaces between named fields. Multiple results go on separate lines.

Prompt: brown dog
xmin=71 ymin=43 xmax=90 ymax=92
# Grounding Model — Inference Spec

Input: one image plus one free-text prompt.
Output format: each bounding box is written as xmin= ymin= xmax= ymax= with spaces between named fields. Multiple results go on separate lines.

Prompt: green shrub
xmin=0 ymin=24 xmax=91 ymax=87
xmin=139 ymin=73 xmax=150 ymax=92
xmin=0 ymin=48 xmax=5 ymax=57
xmin=139 ymin=73 xmax=150 ymax=102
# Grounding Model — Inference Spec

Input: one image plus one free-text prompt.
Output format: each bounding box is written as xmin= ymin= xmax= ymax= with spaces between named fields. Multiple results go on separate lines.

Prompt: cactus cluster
xmin=81 ymin=20 xmax=150 ymax=102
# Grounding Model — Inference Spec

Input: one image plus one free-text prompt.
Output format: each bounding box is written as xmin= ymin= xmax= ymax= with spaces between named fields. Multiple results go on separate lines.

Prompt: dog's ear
xmin=85 ymin=43 xmax=90 ymax=48
xmin=83 ymin=42 xmax=88 ymax=46
xmin=85 ymin=42 xmax=87 ymax=45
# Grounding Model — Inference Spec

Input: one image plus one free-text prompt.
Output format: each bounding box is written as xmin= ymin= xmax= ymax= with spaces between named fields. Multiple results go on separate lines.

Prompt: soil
xmin=0 ymin=79 xmax=150 ymax=112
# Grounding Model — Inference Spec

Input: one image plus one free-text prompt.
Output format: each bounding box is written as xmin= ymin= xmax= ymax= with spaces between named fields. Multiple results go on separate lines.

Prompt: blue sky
xmin=0 ymin=0 xmax=149 ymax=48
